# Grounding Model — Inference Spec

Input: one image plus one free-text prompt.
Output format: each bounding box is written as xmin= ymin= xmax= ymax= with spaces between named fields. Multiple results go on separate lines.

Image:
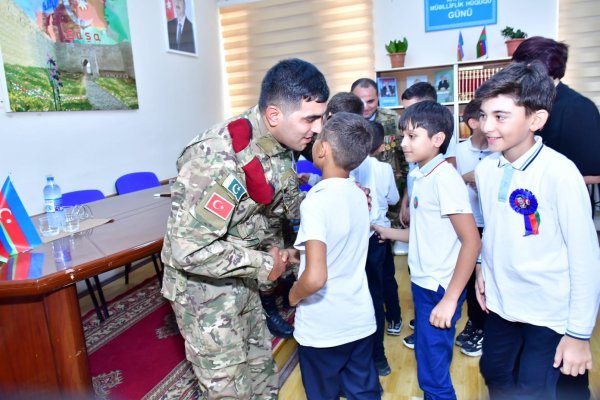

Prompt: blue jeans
xmin=480 ymin=312 xmax=562 ymax=400
xmin=412 ymin=282 xmax=465 ymax=400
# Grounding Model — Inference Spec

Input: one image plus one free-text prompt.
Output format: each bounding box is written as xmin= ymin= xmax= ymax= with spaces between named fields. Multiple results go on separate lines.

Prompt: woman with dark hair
xmin=513 ymin=36 xmax=600 ymax=182
xmin=512 ymin=36 xmax=600 ymax=400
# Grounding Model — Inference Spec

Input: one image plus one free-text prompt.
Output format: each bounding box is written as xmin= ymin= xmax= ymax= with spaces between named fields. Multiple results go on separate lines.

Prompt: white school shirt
xmin=408 ymin=154 xmax=473 ymax=291
xmin=475 ymin=136 xmax=600 ymax=338
xmin=293 ymin=178 xmax=376 ymax=347
xmin=455 ymin=138 xmax=493 ymax=227
xmin=350 ymin=156 xmax=400 ymax=229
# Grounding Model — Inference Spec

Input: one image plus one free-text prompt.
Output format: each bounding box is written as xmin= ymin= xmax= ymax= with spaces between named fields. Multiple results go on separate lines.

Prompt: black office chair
xmin=62 ymin=189 xmax=109 ymax=322
xmin=115 ymin=172 xmax=164 ymax=286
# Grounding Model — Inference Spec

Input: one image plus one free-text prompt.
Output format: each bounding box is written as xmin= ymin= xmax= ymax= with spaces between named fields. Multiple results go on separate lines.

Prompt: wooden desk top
xmin=0 ymin=186 xmax=171 ymax=298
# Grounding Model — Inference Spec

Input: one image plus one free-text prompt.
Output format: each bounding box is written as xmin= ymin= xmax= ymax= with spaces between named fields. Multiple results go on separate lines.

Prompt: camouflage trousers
xmin=170 ymin=276 xmax=278 ymax=399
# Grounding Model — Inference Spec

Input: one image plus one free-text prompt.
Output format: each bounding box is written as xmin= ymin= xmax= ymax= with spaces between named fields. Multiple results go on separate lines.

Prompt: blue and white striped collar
xmin=497 ymin=135 xmax=544 ymax=171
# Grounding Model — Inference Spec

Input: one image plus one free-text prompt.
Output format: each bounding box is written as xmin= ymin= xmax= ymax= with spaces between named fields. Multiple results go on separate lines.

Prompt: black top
xmin=539 ymin=82 xmax=600 ymax=176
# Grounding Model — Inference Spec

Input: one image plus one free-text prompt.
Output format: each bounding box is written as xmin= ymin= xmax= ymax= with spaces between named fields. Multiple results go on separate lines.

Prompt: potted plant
xmin=501 ymin=26 xmax=528 ymax=56
xmin=385 ymin=37 xmax=408 ymax=68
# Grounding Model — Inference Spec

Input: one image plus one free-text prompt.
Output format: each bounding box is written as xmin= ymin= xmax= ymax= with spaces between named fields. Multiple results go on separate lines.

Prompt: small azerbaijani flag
xmin=457 ymin=31 xmax=465 ymax=61
xmin=476 ymin=26 xmax=488 ymax=58
xmin=0 ymin=177 xmax=42 ymax=263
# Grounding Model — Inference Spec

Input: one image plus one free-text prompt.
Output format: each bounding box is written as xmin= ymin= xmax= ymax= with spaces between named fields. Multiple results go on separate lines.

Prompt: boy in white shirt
xmin=288 ymin=112 xmax=380 ymax=399
xmin=350 ymin=121 xmax=401 ymax=376
xmin=474 ymin=61 xmax=600 ymax=399
xmin=454 ymin=98 xmax=493 ymax=357
xmin=373 ymin=101 xmax=481 ymax=399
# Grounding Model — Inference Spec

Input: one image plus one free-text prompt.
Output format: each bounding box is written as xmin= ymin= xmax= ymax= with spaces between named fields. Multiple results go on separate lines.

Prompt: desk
xmin=0 ymin=186 xmax=171 ymax=397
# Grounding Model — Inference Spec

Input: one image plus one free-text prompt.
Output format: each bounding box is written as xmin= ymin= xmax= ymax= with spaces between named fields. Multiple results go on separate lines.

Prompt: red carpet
xmin=82 ymin=278 xmax=295 ymax=399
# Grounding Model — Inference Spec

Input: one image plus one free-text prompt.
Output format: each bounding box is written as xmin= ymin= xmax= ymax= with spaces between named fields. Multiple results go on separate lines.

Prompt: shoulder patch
xmin=204 ymin=192 xmax=235 ymax=220
xmin=223 ymin=174 xmax=247 ymax=201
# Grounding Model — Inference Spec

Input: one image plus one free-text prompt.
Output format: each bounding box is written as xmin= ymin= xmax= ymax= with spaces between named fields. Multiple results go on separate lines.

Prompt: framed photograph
xmin=377 ymin=77 xmax=399 ymax=107
xmin=406 ymin=75 xmax=428 ymax=89
xmin=164 ymin=0 xmax=197 ymax=56
xmin=434 ymin=69 xmax=454 ymax=103
xmin=0 ymin=0 xmax=139 ymax=112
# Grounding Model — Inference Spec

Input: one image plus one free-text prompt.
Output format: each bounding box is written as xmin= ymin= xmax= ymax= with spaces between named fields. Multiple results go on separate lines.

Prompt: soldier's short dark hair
xmin=259 ymin=58 xmax=329 ymax=114
xmin=319 ymin=112 xmax=371 ymax=171
xmin=401 ymin=82 xmax=437 ymax=102
xmin=369 ymin=121 xmax=385 ymax=154
xmin=325 ymin=92 xmax=364 ymax=118
xmin=350 ymin=78 xmax=378 ymax=95
xmin=399 ymin=101 xmax=453 ymax=154
xmin=475 ymin=61 xmax=555 ymax=116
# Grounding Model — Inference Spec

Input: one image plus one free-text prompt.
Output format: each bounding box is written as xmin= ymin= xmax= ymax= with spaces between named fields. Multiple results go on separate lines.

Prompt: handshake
xmin=267 ymin=247 xmax=300 ymax=281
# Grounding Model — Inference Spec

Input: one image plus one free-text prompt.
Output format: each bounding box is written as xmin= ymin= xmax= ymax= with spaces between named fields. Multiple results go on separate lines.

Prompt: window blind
xmin=218 ymin=0 xmax=374 ymax=116
xmin=558 ymin=0 xmax=600 ymax=107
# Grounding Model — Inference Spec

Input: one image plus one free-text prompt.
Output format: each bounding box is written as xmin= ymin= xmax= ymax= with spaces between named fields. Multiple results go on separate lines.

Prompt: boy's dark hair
xmin=462 ymin=98 xmax=482 ymax=134
xmin=401 ymin=82 xmax=437 ymax=102
xmin=475 ymin=61 xmax=555 ymax=115
xmin=350 ymin=78 xmax=378 ymax=95
xmin=399 ymin=101 xmax=453 ymax=154
xmin=512 ymin=36 xmax=568 ymax=80
xmin=369 ymin=121 xmax=385 ymax=154
xmin=320 ymin=112 xmax=371 ymax=171
xmin=259 ymin=58 xmax=329 ymax=114
xmin=325 ymin=92 xmax=364 ymax=117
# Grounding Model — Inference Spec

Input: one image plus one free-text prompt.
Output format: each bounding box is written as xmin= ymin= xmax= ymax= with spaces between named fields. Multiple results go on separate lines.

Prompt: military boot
xmin=259 ymin=290 xmax=294 ymax=338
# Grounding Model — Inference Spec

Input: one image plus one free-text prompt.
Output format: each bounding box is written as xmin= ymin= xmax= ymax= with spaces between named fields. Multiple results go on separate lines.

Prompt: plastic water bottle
xmin=44 ymin=175 xmax=64 ymax=229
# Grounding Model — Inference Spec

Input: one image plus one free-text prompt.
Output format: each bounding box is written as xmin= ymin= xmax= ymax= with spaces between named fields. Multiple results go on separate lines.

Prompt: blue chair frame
xmin=62 ymin=189 xmax=109 ymax=322
xmin=115 ymin=172 xmax=164 ymax=286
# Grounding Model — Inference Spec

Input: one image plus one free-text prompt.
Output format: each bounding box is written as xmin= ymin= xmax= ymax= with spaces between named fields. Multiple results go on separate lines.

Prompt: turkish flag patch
xmin=204 ymin=192 xmax=234 ymax=220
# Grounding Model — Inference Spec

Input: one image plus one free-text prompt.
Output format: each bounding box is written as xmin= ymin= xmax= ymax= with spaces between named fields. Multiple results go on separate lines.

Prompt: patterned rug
xmin=82 ymin=278 xmax=297 ymax=399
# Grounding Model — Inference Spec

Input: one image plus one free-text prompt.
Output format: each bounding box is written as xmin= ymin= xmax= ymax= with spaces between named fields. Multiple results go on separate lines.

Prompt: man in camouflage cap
xmin=161 ymin=58 xmax=329 ymax=399
xmin=351 ymin=78 xmax=407 ymax=195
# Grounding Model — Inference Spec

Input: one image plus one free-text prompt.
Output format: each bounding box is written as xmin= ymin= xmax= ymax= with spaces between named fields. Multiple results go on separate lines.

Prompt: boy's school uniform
xmin=350 ymin=155 xmax=400 ymax=228
xmin=408 ymin=154 xmax=473 ymax=291
xmin=475 ymin=136 xmax=600 ymax=339
xmin=293 ymin=177 xmax=376 ymax=348
xmin=455 ymin=138 xmax=492 ymax=227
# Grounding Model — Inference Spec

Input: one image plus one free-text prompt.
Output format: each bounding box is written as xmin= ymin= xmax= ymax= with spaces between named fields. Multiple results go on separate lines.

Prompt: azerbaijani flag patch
xmin=204 ymin=192 xmax=234 ymax=220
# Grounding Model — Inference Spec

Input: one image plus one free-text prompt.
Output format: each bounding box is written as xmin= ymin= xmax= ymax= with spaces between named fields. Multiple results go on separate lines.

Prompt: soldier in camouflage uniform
xmin=351 ymin=78 xmax=407 ymax=196
xmin=161 ymin=59 xmax=329 ymax=399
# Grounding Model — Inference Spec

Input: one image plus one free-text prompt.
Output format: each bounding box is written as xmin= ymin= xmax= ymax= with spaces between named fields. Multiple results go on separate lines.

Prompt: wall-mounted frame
xmin=0 ymin=0 xmax=139 ymax=112
xmin=164 ymin=0 xmax=197 ymax=56
xmin=425 ymin=0 xmax=497 ymax=32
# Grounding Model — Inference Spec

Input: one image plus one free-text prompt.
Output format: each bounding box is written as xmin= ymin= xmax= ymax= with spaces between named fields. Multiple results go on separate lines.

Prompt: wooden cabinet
xmin=376 ymin=58 xmax=511 ymax=141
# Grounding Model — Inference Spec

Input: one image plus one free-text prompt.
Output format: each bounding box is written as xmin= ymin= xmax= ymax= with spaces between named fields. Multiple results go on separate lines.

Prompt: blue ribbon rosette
xmin=509 ymin=188 xmax=540 ymax=236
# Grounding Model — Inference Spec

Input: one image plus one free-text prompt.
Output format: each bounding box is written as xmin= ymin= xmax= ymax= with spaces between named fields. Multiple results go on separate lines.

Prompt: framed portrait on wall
xmin=164 ymin=0 xmax=197 ymax=56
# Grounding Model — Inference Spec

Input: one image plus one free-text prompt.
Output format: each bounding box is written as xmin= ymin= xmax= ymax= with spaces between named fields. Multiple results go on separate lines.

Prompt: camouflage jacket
xmin=375 ymin=107 xmax=408 ymax=186
xmin=161 ymin=106 xmax=301 ymax=303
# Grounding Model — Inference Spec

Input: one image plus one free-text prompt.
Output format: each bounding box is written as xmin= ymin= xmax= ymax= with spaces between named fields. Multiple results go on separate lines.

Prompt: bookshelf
xmin=376 ymin=57 xmax=511 ymax=141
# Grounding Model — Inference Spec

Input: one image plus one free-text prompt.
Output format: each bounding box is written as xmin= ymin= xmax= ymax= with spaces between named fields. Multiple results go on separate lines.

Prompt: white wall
xmin=373 ymin=0 xmax=558 ymax=69
xmin=0 ymin=0 xmax=224 ymax=214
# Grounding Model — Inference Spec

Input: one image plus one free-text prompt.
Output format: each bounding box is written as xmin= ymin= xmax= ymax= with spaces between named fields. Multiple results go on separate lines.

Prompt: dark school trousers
xmin=382 ymin=239 xmax=401 ymax=323
xmin=298 ymin=334 xmax=381 ymax=400
xmin=465 ymin=228 xmax=486 ymax=330
xmin=412 ymin=282 xmax=466 ymax=400
xmin=365 ymin=234 xmax=387 ymax=365
xmin=480 ymin=312 xmax=562 ymax=400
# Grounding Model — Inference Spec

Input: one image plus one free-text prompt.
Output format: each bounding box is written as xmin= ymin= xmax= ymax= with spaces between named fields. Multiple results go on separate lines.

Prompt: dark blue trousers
xmin=382 ymin=240 xmax=401 ymax=323
xmin=480 ymin=312 xmax=562 ymax=400
xmin=412 ymin=282 xmax=465 ymax=400
xmin=365 ymin=234 xmax=387 ymax=365
xmin=298 ymin=334 xmax=381 ymax=400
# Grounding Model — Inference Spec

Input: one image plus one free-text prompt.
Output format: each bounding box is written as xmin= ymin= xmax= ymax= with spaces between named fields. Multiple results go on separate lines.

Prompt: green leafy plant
xmin=385 ymin=37 xmax=408 ymax=54
xmin=501 ymin=26 xmax=527 ymax=40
